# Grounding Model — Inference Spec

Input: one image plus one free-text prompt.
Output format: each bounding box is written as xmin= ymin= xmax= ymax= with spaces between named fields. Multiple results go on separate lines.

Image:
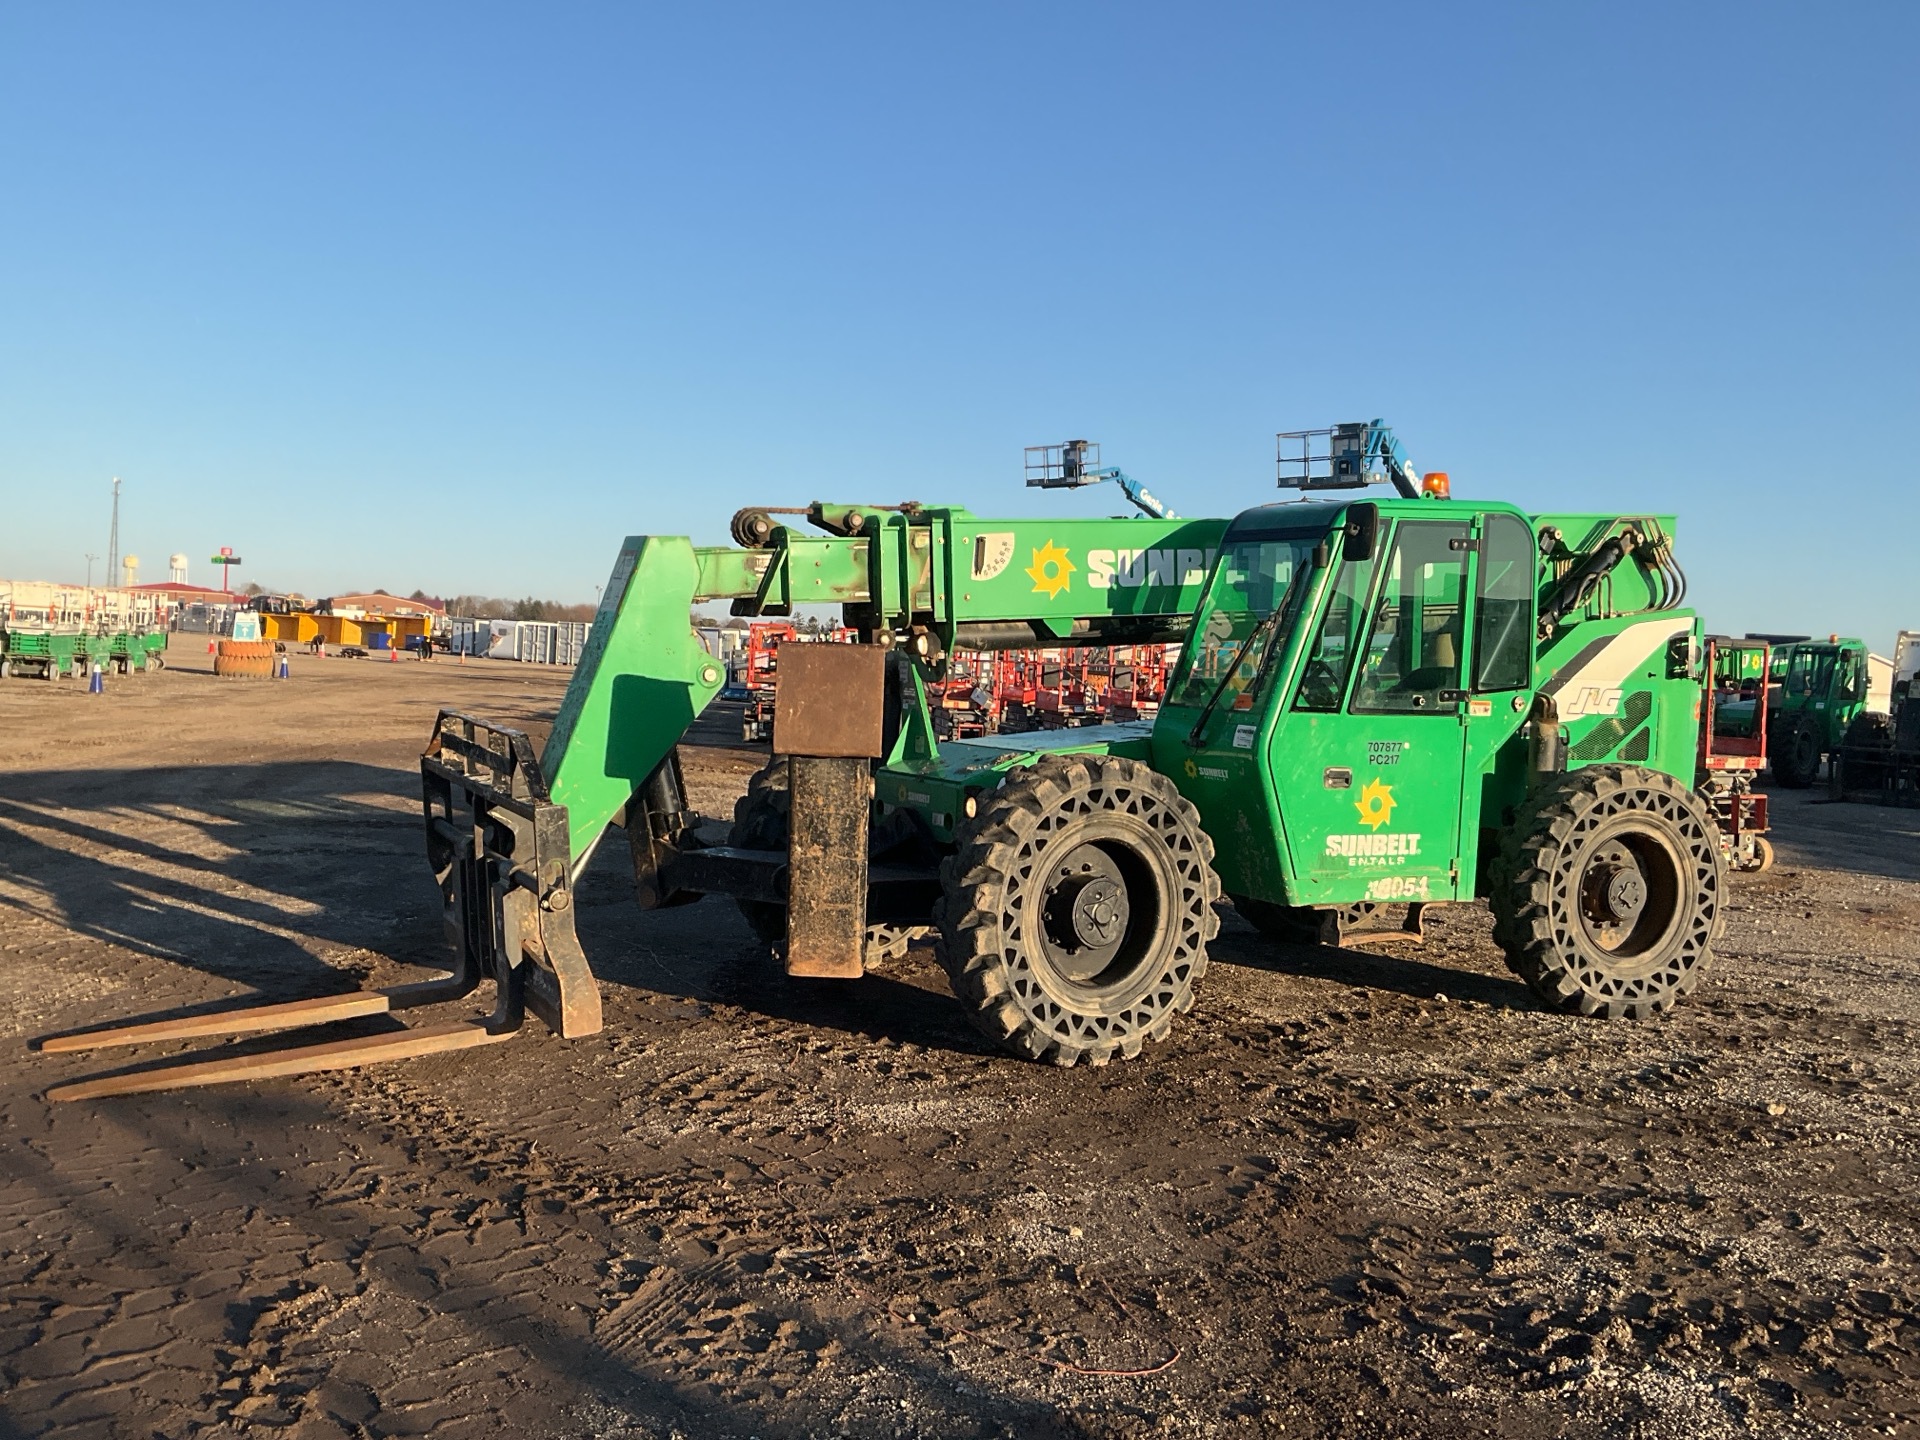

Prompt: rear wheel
xmin=1834 ymin=712 xmax=1894 ymax=799
xmin=1491 ymin=764 xmax=1725 ymax=1018
xmin=937 ymin=754 xmax=1219 ymax=1066
xmin=1774 ymin=715 xmax=1822 ymax=788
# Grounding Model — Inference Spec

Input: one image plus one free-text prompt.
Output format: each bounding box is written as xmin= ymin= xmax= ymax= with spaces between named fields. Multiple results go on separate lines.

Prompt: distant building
xmin=131 ymin=581 xmax=237 ymax=609
xmin=324 ymin=593 xmax=446 ymax=619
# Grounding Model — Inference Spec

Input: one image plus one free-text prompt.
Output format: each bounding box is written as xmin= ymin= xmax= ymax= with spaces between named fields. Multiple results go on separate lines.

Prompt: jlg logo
xmin=1560 ymin=685 xmax=1624 ymax=719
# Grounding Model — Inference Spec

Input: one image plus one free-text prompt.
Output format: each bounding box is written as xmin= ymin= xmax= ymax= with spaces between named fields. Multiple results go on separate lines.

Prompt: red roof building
xmin=326 ymin=593 xmax=447 ymax=618
xmin=130 ymin=581 xmax=238 ymax=606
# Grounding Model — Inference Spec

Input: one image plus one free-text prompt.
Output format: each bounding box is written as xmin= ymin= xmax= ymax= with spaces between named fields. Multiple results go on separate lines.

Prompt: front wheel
xmin=1774 ymin=716 xmax=1821 ymax=788
xmin=1491 ymin=765 xmax=1725 ymax=1019
xmin=937 ymin=754 xmax=1220 ymax=1066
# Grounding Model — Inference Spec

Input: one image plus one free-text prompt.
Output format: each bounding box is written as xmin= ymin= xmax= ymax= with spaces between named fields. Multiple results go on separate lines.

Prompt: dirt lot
xmin=3 ymin=643 xmax=1918 ymax=1440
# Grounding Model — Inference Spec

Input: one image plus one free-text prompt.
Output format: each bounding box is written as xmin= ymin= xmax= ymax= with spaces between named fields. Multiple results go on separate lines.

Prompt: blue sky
xmin=1 ymin=3 xmax=1913 ymax=644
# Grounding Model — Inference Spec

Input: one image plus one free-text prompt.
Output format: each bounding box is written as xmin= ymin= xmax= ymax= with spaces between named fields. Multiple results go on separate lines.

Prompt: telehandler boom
xmin=44 ymin=426 xmax=1725 ymax=1099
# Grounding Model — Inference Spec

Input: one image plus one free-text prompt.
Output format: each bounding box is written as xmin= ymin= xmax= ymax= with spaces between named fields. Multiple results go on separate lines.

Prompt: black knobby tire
xmin=1490 ymin=764 xmax=1725 ymax=1019
xmin=727 ymin=758 xmax=930 ymax=971
xmin=1837 ymin=713 xmax=1892 ymax=787
xmin=1773 ymin=715 xmax=1822 ymax=789
xmin=936 ymin=754 xmax=1220 ymax=1066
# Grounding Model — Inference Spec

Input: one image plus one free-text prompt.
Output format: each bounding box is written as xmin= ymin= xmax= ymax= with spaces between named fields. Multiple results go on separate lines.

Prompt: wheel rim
xmin=1037 ymin=840 xmax=1148 ymax=985
xmin=1543 ymin=784 xmax=1719 ymax=1004
xmin=1017 ymin=819 xmax=1173 ymax=1001
xmin=1573 ymin=831 xmax=1683 ymax=964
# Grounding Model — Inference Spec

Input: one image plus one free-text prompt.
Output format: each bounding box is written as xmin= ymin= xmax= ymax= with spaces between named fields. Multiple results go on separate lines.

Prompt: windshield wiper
xmin=1185 ymin=569 xmax=1307 ymax=748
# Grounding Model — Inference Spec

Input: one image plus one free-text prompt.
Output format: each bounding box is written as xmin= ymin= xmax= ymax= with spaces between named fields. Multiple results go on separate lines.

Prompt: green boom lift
xmin=43 ymin=423 xmax=1726 ymax=1100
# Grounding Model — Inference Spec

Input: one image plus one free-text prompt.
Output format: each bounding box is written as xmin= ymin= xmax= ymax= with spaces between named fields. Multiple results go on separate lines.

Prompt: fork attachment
xmin=421 ymin=710 xmax=602 ymax=1039
xmin=39 ymin=712 xmax=601 ymax=1102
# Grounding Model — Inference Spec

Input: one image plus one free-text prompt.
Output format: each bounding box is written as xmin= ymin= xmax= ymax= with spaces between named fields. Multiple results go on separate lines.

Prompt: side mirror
xmin=1343 ymin=503 xmax=1379 ymax=562
xmin=1667 ymin=632 xmax=1702 ymax=681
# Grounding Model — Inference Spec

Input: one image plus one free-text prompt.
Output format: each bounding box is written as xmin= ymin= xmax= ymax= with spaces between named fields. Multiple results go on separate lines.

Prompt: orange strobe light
xmin=1421 ymin=471 xmax=1451 ymax=498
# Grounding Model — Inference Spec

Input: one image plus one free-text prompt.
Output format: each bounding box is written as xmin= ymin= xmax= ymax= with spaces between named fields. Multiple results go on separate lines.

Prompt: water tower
xmin=169 ymin=553 xmax=189 ymax=584
xmin=122 ymin=555 xmax=139 ymax=588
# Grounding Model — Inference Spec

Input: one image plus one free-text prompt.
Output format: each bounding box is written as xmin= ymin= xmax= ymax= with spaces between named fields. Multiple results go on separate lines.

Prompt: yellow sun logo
xmin=1183 ymin=758 xmax=1198 ymax=779
xmin=1354 ymin=778 xmax=1396 ymax=830
xmin=1026 ymin=539 xmax=1075 ymax=599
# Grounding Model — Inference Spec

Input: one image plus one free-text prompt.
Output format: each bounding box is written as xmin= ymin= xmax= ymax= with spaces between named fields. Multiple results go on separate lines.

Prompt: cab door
xmin=1455 ymin=511 xmax=1538 ymax=889
xmin=1267 ymin=518 xmax=1474 ymax=906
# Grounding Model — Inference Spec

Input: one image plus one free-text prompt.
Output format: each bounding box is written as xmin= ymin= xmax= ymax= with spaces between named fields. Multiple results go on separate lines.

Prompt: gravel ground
xmin=2 ymin=645 xmax=1916 ymax=1439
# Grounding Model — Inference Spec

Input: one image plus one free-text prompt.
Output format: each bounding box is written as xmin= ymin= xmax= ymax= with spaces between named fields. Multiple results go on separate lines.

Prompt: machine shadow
xmin=580 ymin=832 xmax=1548 ymax=1054
xmin=1211 ymin=908 xmax=1545 ymax=1011
xmin=5 ymin=1088 xmax=1090 ymax=1440
xmin=577 ymin=884 xmax=998 ymax=1061
xmin=1762 ymin=785 xmax=1920 ymax=884
xmin=0 ymin=760 xmax=449 ymax=1011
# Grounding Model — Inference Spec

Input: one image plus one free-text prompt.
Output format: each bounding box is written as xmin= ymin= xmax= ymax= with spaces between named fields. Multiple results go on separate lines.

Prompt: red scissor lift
xmin=739 ymin=622 xmax=798 ymax=742
xmin=1030 ymin=649 xmax=1097 ymax=727
xmin=1698 ymin=635 xmax=1774 ymax=872
xmin=927 ymin=651 xmax=995 ymax=739
xmin=1104 ymin=644 xmax=1172 ymax=722
xmin=795 ymin=640 xmax=1178 ymax=742
xmin=986 ymin=650 xmax=1034 ymax=732
xmin=739 ymin=624 xmax=862 ymax=742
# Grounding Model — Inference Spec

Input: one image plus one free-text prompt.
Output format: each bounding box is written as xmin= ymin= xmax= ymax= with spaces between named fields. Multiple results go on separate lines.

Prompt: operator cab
xmin=1155 ymin=497 xmax=1540 ymax=912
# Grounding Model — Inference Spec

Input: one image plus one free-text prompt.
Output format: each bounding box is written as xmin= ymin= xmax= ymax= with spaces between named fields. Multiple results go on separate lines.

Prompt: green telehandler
xmin=44 ymin=423 xmax=1725 ymax=1100
xmin=1752 ymin=636 xmax=1875 ymax=788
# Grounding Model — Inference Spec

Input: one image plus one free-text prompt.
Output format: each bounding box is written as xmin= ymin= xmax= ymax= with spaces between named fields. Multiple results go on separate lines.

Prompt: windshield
xmin=1169 ymin=533 xmax=1321 ymax=709
xmin=1782 ymin=649 xmax=1836 ymax=698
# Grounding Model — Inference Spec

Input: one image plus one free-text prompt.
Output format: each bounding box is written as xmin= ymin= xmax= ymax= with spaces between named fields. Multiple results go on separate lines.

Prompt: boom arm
xmin=542 ymin=504 xmax=1230 ymax=864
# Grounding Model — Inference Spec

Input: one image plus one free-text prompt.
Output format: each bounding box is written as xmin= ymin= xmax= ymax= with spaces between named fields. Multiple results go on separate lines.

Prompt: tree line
xmin=443 ymin=593 xmax=597 ymax=623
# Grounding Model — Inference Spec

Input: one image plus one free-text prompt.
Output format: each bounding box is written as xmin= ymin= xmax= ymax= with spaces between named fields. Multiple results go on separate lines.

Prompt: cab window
xmin=1472 ymin=513 xmax=1533 ymax=692
xmin=1293 ymin=549 xmax=1378 ymax=712
xmin=1784 ymin=648 xmax=1835 ymax=698
xmin=1351 ymin=521 xmax=1470 ymax=713
xmin=1170 ymin=534 xmax=1321 ymax=709
xmin=1835 ymin=650 xmax=1863 ymax=701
